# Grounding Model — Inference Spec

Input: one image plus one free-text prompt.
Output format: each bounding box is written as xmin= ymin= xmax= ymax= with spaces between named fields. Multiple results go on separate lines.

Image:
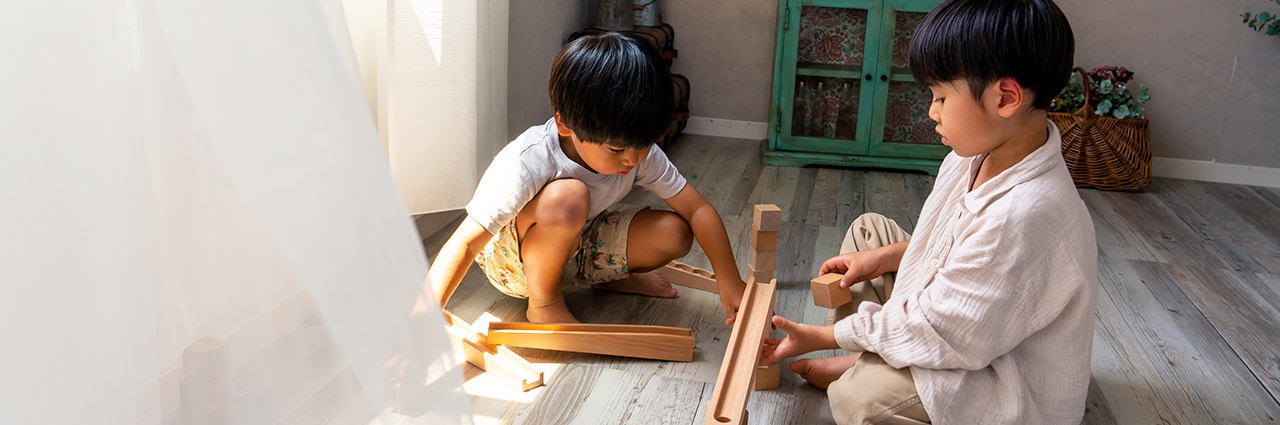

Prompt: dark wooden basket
xmin=1048 ymin=67 xmax=1152 ymax=192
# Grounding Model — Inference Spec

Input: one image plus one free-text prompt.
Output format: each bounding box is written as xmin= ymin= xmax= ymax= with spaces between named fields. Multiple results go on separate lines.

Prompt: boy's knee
xmin=652 ymin=211 xmax=693 ymax=258
xmin=539 ymin=179 xmax=590 ymax=226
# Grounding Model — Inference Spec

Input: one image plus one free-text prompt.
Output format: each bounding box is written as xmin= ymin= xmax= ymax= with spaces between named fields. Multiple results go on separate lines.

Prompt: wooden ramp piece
xmin=444 ymin=312 xmax=544 ymax=392
xmin=705 ymin=277 xmax=778 ymax=425
xmin=661 ymin=261 xmax=719 ymax=293
xmin=485 ymin=322 xmax=696 ymax=362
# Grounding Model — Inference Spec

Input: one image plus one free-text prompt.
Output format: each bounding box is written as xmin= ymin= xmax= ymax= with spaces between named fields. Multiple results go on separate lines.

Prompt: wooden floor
xmin=425 ymin=134 xmax=1280 ymax=425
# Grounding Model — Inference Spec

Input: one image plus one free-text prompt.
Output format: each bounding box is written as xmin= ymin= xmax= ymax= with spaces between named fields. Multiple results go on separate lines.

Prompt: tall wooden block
xmin=750 ymin=226 xmax=779 ymax=251
xmin=749 ymin=249 xmax=777 ymax=271
xmin=748 ymin=265 xmax=772 ymax=283
xmin=811 ymin=273 xmax=852 ymax=308
xmin=753 ymin=204 xmax=782 ymax=232
xmin=183 ymin=337 xmax=229 ymax=382
xmin=753 ymin=363 xmax=781 ymax=390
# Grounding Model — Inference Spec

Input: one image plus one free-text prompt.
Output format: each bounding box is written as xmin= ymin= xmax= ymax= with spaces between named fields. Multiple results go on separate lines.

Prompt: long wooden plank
xmin=705 ymin=277 xmax=778 ymax=424
xmin=661 ymin=261 xmax=720 ymax=293
xmin=486 ymin=321 xmax=693 ymax=336
xmin=486 ymin=326 xmax=696 ymax=362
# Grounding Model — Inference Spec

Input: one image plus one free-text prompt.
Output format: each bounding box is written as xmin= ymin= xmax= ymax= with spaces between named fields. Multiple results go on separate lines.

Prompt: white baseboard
xmin=1152 ymin=157 xmax=1280 ymax=188
xmin=683 ymin=117 xmax=768 ymax=141
xmin=679 ymin=118 xmax=1280 ymax=188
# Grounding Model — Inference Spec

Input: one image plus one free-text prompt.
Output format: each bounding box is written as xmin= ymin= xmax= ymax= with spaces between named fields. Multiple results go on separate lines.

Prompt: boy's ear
xmin=553 ymin=113 xmax=576 ymax=139
xmin=992 ymin=77 xmax=1026 ymax=119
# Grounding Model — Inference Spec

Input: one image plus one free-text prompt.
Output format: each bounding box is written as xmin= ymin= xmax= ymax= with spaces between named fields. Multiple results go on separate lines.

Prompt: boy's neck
xmin=558 ymin=133 xmax=591 ymax=171
xmin=970 ymin=110 xmax=1049 ymax=192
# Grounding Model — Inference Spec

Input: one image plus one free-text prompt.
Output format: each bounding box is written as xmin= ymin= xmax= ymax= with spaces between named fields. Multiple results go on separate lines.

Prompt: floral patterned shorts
xmin=474 ymin=205 xmax=646 ymax=299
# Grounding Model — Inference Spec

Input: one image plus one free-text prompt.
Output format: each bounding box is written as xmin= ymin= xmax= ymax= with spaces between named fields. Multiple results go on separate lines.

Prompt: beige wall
xmin=1059 ymin=0 xmax=1280 ymax=168
xmin=663 ymin=1 xmax=780 ymax=124
xmin=652 ymin=0 xmax=1280 ymax=169
xmin=507 ymin=1 xmax=591 ymax=140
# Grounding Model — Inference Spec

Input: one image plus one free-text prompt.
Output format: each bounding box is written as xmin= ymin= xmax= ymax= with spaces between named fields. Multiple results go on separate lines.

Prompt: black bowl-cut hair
xmin=549 ymin=33 xmax=674 ymax=149
xmin=908 ymin=0 xmax=1075 ymax=110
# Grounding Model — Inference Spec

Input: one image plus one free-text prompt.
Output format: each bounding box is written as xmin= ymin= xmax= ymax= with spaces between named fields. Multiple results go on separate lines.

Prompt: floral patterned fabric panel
xmin=883 ymin=81 xmax=940 ymax=145
xmin=890 ymin=12 xmax=928 ymax=70
xmin=792 ymin=76 xmax=861 ymax=140
xmin=798 ymin=6 xmax=869 ymax=66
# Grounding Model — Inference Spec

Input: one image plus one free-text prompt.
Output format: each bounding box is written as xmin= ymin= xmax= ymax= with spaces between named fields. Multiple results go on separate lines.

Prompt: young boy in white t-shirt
xmin=759 ymin=0 xmax=1098 ymax=423
xmin=422 ymin=33 xmax=747 ymax=324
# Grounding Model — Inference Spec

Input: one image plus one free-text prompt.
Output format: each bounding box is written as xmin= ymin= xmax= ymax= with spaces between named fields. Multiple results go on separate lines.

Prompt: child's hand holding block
xmin=811 ymin=273 xmax=852 ymax=309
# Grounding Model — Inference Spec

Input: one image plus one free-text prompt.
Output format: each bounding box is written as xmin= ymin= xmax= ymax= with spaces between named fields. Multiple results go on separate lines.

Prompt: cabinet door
xmin=774 ymin=0 xmax=885 ymax=155
xmin=866 ymin=0 xmax=951 ymax=159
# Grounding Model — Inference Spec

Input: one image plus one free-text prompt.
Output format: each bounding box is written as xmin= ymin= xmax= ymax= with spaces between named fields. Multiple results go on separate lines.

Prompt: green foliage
xmin=1050 ymin=66 xmax=1151 ymax=120
xmin=1243 ymin=1 xmax=1280 ymax=37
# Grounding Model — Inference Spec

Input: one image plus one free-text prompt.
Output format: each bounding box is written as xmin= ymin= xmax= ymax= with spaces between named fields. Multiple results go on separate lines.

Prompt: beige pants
xmin=824 ymin=213 xmax=931 ymax=425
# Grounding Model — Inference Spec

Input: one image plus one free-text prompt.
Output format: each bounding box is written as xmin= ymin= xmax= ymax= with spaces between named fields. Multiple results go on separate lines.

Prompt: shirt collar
xmin=960 ymin=120 xmax=1065 ymax=213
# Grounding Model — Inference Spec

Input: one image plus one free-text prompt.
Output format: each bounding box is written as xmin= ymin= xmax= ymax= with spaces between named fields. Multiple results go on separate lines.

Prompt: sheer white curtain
xmin=383 ymin=0 xmax=509 ymax=215
xmin=0 ymin=0 xmax=471 ymax=424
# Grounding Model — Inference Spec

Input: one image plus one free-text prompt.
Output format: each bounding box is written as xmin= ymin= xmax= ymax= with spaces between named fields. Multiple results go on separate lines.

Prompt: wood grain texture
xmin=706 ymin=278 xmax=778 ymax=424
xmin=810 ymin=273 xmax=851 ymax=309
xmin=487 ymin=324 xmax=696 ymax=362
xmin=422 ymin=135 xmax=1280 ymax=425
xmin=662 ymin=261 xmax=720 ymax=293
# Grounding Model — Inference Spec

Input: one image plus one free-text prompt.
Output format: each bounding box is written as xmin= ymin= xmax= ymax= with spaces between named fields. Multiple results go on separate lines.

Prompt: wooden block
xmin=811 ymin=273 xmax=852 ymax=309
xmin=749 ymin=249 xmax=776 ymax=271
xmin=753 ymin=362 xmax=781 ymax=390
xmin=748 ymin=265 xmax=772 ymax=283
xmin=486 ymin=322 xmax=696 ymax=362
xmin=444 ymin=312 xmax=545 ymax=392
xmin=750 ymin=226 xmax=779 ymax=251
xmin=704 ymin=277 xmax=777 ymax=425
xmin=183 ymin=337 xmax=229 ymax=382
xmin=661 ymin=261 xmax=719 ymax=293
xmin=753 ymin=204 xmax=782 ymax=232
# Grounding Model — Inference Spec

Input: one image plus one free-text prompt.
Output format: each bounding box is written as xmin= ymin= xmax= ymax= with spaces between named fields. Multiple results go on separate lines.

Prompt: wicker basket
xmin=1048 ymin=67 xmax=1152 ymax=192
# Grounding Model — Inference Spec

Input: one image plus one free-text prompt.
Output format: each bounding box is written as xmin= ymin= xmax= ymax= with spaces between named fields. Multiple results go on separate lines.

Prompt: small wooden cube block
xmin=183 ymin=337 xmax=229 ymax=381
xmin=749 ymin=249 xmax=776 ymax=271
xmin=750 ymin=226 xmax=779 ymax=251
xmin=753 ymin=362 xmax=781 ymax=390
xmin=748 ymin=265 xmax=772 ymax=283
xmin=753 ymin=204 xmax=782 ymax=232
xmin=811 ymin=273 xmax=852 ymax=309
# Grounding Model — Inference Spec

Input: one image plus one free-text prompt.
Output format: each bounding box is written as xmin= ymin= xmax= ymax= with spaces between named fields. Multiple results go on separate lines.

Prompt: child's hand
xmin=717 ymin=275 xmax=747 ymax=325
xmin=819 ymin=249 xmax=886 ymax=288
xmin=759 ymin=315 xmax=839 ymax=365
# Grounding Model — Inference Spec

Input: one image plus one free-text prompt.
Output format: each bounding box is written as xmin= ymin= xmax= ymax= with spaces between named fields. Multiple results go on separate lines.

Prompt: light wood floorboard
xmin=426 ymin=134 xmax=1280 ymax=424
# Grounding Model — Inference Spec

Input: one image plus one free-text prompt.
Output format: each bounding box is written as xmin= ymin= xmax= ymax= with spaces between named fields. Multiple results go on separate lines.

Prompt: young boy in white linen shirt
xmin=759 ymin=0 xmax=1098 ymax=423
xmin=419 ymin=33 xmax=747 ymax=325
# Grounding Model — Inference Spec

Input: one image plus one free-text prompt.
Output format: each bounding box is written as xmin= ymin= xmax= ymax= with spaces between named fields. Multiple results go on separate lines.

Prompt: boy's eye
xmin=610 ymin=148 xmax=625 ymax=153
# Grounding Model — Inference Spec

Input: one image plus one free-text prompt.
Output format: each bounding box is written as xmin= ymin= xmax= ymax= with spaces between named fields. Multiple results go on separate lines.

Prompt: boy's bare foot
xmin=526 ymin=302 xmax=580 ymax=324
xmin=790 ymin=353 xmax=861 ymax=389
xmin=594 ymin=271 xmax=678 ymax=298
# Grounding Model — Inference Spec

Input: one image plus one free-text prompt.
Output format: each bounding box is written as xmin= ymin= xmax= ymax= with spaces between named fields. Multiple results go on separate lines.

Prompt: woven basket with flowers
xmin=1048 ymin=66 xmax=1153 ymax=191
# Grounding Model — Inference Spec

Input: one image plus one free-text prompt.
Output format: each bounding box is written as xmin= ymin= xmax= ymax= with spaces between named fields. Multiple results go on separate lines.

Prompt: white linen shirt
xmin=833 ymin=121 xmax=1098 ymax=425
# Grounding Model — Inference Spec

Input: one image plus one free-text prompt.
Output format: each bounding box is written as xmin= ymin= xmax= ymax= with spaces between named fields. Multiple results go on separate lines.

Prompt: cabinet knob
xmin=865 ymin=74 xmax=872 ymax=81
xmin=880 ymin=75 xmax=888 ymax=81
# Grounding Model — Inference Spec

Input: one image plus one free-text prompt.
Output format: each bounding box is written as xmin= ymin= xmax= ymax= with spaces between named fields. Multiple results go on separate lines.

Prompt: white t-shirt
xmin=465 ymin=118 xmax=688 ymax=235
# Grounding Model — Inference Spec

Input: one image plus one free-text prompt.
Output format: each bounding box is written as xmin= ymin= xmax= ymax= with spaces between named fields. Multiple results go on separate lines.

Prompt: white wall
xmin=507 ymin=0 xmax=592 ymax=140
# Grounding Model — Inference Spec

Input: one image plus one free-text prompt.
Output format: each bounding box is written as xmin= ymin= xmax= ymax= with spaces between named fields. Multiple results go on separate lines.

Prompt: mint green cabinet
xmin=763 ymin=0 xmax=948 ymax=175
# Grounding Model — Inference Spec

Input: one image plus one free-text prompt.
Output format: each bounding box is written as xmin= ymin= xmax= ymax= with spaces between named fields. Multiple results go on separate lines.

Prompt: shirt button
xmin=931 ymin=259 xmax=940 ymax=268
xmin=947 ymin=220 xmax=955 ymax=230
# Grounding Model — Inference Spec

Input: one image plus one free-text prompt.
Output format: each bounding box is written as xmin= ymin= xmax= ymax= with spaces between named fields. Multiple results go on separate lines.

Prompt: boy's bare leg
xmin=516 ymin=179 xmax=591 ymax=323
xmin=593 ymin=210 xmax=692 ymax=297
